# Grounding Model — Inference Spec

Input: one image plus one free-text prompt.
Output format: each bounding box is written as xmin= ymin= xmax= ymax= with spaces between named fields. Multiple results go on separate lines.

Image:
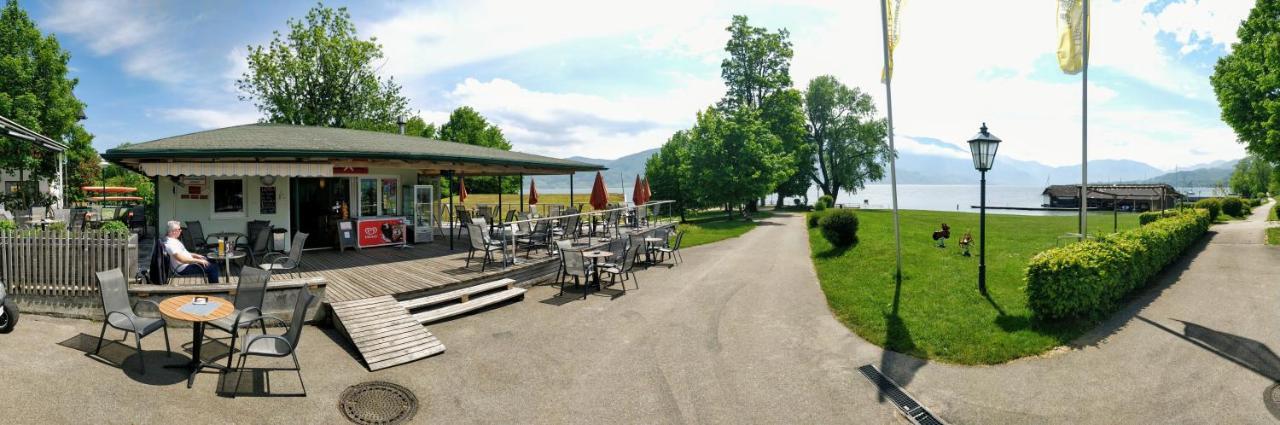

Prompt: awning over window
xmin=138 ymin=162 xmax=333 ymax=177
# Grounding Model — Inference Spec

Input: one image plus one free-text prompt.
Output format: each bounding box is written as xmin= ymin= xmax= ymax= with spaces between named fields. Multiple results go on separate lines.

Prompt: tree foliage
xmin=684 ymin=107 xmax=790 ymax=211
xmin=719 ymin=15 xmax=793 ymax=111
xmin=237 ymin=3 xmax=409 ymax=129
xmin=804 ymin=75 xmax=889 ymax=203
xmin=761 ymin=88 xmax=811 ymax=206
xmin=0 ymin=0 xmax=94 ymax=208
xmin=1211 ymin=0 xmax=1280 ymax=164
xmin=439 ymin=106 xmax=517 ymax=194
xmin=1229 ymin=154 xmax=1272 ymax=198
xmin=645 ymin=129 xmax=697 ymax=216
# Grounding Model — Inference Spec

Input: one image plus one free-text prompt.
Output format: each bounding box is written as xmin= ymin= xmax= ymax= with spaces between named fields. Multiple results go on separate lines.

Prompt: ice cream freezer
xmin=336 ymin=216 xmax=408 ymax=250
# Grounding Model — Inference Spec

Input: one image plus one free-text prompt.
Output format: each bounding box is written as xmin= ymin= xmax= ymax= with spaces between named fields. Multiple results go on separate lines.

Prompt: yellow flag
xmin=882 ymin=0 xmax=904 ymax=83
xmin=1057 ymin=0 xmax=1089 ymax=74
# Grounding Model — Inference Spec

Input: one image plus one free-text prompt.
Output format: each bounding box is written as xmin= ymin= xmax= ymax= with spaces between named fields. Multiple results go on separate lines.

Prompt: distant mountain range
xmin=526 ymin=137 xmax=1239 ymax=190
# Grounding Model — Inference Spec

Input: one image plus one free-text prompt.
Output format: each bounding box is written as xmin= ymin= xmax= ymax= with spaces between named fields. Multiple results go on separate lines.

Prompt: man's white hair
xmin=167 ymin=221 xmax=182 ymax=232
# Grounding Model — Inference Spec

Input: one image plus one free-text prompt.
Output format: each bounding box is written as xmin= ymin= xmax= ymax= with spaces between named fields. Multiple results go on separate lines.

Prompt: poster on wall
xmin=260 ymin=186 xmax=277 ymax=214
xmin=357 ymin=218 xmax=405 ymax=248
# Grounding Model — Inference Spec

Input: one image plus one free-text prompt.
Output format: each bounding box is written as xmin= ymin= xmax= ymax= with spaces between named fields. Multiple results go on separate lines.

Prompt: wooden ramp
xmin=330 ymin=296 xmax=445 ymax=371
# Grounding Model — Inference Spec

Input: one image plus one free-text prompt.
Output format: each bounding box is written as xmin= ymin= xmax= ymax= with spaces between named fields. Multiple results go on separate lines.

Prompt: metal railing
xmin=458 ymin=200 xmax=677 ymax=268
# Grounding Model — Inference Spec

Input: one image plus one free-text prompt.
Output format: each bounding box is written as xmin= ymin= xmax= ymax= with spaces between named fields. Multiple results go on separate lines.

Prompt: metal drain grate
xmin=339 ymin=381 xmax=419 ymax=425
xmin=858 ymin=365 xmax=945 ymax=425
xmin=1265 ymin=383 xmax=1280 ymax=420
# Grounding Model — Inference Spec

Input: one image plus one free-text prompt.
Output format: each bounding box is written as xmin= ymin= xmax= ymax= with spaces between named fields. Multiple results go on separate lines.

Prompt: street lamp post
xmin=967 ymin=123 xmax=1001 ymax=296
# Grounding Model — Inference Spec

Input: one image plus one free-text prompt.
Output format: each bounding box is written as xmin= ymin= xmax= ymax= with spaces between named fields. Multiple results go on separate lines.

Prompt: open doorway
xmin=291 ymin=177 xmax=349 ymax=249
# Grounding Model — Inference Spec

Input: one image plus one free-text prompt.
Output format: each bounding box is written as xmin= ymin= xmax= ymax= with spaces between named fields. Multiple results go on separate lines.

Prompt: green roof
xmin=102 ymin=123 xmax=604 ymax=174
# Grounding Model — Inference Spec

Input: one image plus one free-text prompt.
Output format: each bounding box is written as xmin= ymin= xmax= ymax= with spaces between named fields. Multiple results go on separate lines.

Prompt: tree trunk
xmin=775 ymin=192 xmax=786 ymax=208
xmin=745 ymin=198 xmax=758 ymax=213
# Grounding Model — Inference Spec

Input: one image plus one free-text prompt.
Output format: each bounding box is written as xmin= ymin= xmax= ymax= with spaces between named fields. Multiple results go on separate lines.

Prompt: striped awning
xmin=138 ymin=162 xmax=333 ymax=177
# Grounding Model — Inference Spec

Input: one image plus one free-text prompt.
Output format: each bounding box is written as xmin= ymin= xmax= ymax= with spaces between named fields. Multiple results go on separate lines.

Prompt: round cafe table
xmin=206 ymin=250 xmax=246 ymax=284
xmin=158 ymin=295 xmax=234 ymax=388
xmin=581 ymin=250 xmax=613 ymax=296
xmin=643 ymin=237 xmax=665 ymax=263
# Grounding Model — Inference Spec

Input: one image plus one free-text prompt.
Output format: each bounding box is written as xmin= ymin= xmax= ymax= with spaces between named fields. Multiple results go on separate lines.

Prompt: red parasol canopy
xmin=641 ymin=177 xmax=652 ymax=204
xmin=458 ymin=176 xmax=469 ymax=203
xmin=87 ymin=196 xmax=144 ymax=202
xmin=589 ymin=171 xmax=609 ymax=211
xmin=528 ymin=179 xmax=540 ymax=205
xmin=632 ymin=174 xmax=643 ymax=205
xmin=81 ymin=186 xmax=138 ymax=194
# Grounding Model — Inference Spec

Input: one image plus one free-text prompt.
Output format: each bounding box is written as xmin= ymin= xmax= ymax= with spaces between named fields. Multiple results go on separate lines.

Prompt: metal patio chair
xmin=93 ymin=268 xmax=170 ymax=374
xmin=557 ymin=247 xmax=592 ymax=299
xmin=657 ymin=230 xmax=685 ymax=264
xmin=262 ymin=232 xmax=309 ymax=279
xmin=465 ymin=223 xmax=503 ymax=271
xmin=207 ymin=266 xmax=270 ymax=369
xmin=600 ymin=241 xmax=642 ymax=291
xmin=230 ymin=287 xmax=315 ymax=398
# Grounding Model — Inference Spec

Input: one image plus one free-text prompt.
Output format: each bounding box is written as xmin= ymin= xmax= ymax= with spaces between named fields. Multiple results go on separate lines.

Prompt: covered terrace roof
xmin=101 ymin=123 xmax=604 ymax=176
xmin=0 ymin=114 xmax=66 ymax=152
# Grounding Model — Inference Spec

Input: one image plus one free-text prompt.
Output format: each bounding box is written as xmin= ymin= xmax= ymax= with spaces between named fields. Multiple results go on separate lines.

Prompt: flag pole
xmin=879 ymin=0 xmax=904 ymax=284
xmin=1079 ymin=0 xmax=1090 ymax=238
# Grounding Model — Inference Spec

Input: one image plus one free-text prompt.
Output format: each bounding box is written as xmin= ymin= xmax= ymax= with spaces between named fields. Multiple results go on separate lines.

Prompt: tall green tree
xmin=804 ymin=75 xmax=889 ymax=203
xmin=761 ymin=88 xmax=811 ymax=207
xmin=0 ymin=0 xmax=93 ymax=208
xmin=1229 ymin=154 xmax=1272 ymax=198
xmin=439 ymin=106 xmax=517 ymax=194
xmin=685 ymin=107 xmax=790 ymax=217
xmin=1211 ymin=0 xmax=1280 ymax=164
xmin=237 ymin=2 xmax=409 ymax=129
xmin=719 ymin=15 xmax=794 ymax=111
xmin=63 ymin=126 xmax=101 ymax=203
xmin=644 ymin=129 xmax=697 ymax=219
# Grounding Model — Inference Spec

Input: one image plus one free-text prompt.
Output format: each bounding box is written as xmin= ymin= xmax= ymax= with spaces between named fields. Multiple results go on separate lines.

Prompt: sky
xmin=19 ymin=0 xmax=1256 ymax=171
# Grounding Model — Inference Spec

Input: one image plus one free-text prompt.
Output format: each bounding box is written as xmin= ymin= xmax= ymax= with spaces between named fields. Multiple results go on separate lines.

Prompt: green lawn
xmin=677 ymin=210 xmax=772 ymax=248
xmin=810 ymin=209 xmax=1143 ymax=364
xmin=1267 ymin=227 xmax=1280 ymax=245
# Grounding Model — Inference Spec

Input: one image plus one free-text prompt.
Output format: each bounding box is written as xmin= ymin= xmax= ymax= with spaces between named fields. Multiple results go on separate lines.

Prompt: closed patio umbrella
xmin=458 ymin=176 xmax=469 ymax=203
xmin=589 ymin=171 xmax=609 ymax=211
xmin=641 ymin=177 xmax=652 ymax=204
xmin=632 ymin=174 xmax=643 ymax=206
xmin=528 ymin=178 xmax=539 ymax=206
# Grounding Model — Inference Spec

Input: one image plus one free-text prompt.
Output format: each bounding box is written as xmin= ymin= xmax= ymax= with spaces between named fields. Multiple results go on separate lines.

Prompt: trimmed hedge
xmin=1194 ymin=198 xmax=1221 ymax=221
xmin=1138 ymin=211 xmax=1164 ymax=226
xmin=1026 ymin=209 xmax=1210 ymax=320
xmin=100 ymin=221 xmax=129 ymax=236
xmin=1221 ymin=197 xmax=1245 ymax=217
xmin=807 ymin=210 xmax=826 ymax=228
xmin=817 ymin=195 xmax=835 ymax=209
xmin=818 ymin=209 xmax=859 ymax=247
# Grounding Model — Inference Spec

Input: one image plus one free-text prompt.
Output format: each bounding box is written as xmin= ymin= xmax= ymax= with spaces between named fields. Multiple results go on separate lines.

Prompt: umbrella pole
xmin=498 ymin=175 xmax=503 ymax=224
xmin=569 ymin=173 xmax=575 ymax=211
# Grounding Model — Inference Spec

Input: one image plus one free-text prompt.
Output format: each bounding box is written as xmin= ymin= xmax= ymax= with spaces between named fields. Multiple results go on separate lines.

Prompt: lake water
xmin=545 ymin=184 xmax=1220 ymax=216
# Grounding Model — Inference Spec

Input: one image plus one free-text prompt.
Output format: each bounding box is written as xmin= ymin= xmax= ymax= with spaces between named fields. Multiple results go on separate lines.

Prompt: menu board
xmin=260 ymin=186 xmax=277 ymax=214
xmin=337 ymin=220 xmax=356 ymax=251
xmin=357 ymin=218 xmax=406 ymax=248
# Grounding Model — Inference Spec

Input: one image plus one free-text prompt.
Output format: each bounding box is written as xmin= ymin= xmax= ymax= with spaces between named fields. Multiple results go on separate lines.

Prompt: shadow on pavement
xmin=876 ymin=274 xmax=926 ymax=402
xmin=59 ymin=333 xmax=191 ymax=386
xmin=1138 ymin=316 xmax=1280 ymax=381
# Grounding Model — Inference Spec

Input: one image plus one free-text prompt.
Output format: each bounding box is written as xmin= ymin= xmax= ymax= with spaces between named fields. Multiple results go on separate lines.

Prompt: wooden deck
xmin=172 ymin=234 xmax=560 ymax=303
xmin=331 ymin=296 xmax=446 ymax=371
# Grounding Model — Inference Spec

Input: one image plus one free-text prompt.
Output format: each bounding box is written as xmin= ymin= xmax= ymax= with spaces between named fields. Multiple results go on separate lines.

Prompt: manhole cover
xmin=1266 ymin=383 xmax=1280 ymax=420
xmin=339 ymin=381 xmax=419 ymax=425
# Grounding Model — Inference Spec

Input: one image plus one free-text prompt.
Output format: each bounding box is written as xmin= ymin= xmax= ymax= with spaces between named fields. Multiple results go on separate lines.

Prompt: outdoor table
xmin=158 ymin=295 xmax=234 ymax=388
xmin=643 ymin=237 xmax=664 ymax=263
xmin=206 ymin=250 xmax=246 ymax=284
xmin=582 ymin=250 xmax=613 ymax=292
xmin=32 ymin=218 xmax=63 ymax=230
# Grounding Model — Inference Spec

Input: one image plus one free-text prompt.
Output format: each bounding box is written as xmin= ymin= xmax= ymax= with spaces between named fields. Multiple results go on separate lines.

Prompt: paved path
xmin=2 ymin=204 xmax=1277 ymax=424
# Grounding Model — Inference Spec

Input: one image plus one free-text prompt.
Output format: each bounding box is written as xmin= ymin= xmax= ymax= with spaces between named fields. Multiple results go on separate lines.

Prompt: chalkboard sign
xmin=336 ymin=219 xmax=357 ymax=252
xmin=260 ymin=186 xmax=277 ymax=214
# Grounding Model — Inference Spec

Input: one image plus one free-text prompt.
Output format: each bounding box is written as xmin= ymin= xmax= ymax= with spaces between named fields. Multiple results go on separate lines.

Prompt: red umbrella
xmin=528 ymin=178 xmax=539 ymax=205
xmin=458 ymin=176 xmax=469 ymax=203
xmin=642 ymin=177 xmax=652 ymax=204
xmin=632 ymin=174 xmax=644 ymax=205
xmin=589 ymin=171 xmax=609 ymax=211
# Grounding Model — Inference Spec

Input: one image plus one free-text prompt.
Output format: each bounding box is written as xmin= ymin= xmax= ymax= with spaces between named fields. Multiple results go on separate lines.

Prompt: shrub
xmin=1274 ymin=203 xmax=1280 ymax=221
xmin=807 ymin=210 xmax=826 ymax=228
xmin=1026 ymin=209 xmax=1210 ymax=320
xmin=818 ymin=209 xmax=858 ymax=247
xmin=99 ymin=221 xmax=130 ymax=236
xmin=1221 ymin=197 xmax=1245 ymax=217
xmin=0 ymin=220 xmax=14 ymax=232
xmin=1194 ymin=198 xmax=1221 ymax=221
xmin=46 ymin=222 xmax=67 ymax=233
xmin=792 ymin=198 xmax=802 ymax=207
xmin=817 ymin=195 xmax=834 ymax=209
xmin=813 ymin=202 xmax=827 ymax=212
xmin=1138 ymin=211 xmax=1164 ymax=226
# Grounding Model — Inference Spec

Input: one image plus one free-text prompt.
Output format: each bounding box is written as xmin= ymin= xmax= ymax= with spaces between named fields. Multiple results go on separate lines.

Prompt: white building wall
xmin=156 ymin=176 xmax=293 ymax=247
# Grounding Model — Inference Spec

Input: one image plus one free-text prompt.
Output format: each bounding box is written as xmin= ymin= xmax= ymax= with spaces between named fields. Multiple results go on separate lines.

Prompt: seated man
xmin=163 ymin=220 xmax=219 ymax=283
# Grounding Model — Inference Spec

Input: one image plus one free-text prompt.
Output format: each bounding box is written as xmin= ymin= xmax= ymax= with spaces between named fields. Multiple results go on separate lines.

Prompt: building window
xmin=212 ymin=178 xmax=245 ymax=217
xmin=359 ymin=178 xmax=378 ymax=216
xmin=381 ymin=178 xmax=398 ymax=216
xmin=4 ymin=181 xmax=35 ymax=194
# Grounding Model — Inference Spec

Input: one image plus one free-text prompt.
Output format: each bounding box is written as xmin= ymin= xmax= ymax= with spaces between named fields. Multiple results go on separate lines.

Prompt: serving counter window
xmin=357 ymin=177 xmax=400 ymax=217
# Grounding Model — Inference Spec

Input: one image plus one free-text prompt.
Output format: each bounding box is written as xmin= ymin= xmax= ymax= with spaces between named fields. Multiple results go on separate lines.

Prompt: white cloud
xmin=433 ymin=77 xmax=722 ymax=158
xmin=1151 ymin=0 xmax=1253 ymax=54
xmin=43 ymin=0 xmax=187 ymax=83
xmin=156 ymin=108 xmax=259 ymax=130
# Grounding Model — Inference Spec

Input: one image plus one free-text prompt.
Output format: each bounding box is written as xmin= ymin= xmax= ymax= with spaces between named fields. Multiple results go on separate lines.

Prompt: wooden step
xmin=398 ymin=278 xmax=516 ymax=311
xmin=411 ymin=287 xmax=527 ymax=324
